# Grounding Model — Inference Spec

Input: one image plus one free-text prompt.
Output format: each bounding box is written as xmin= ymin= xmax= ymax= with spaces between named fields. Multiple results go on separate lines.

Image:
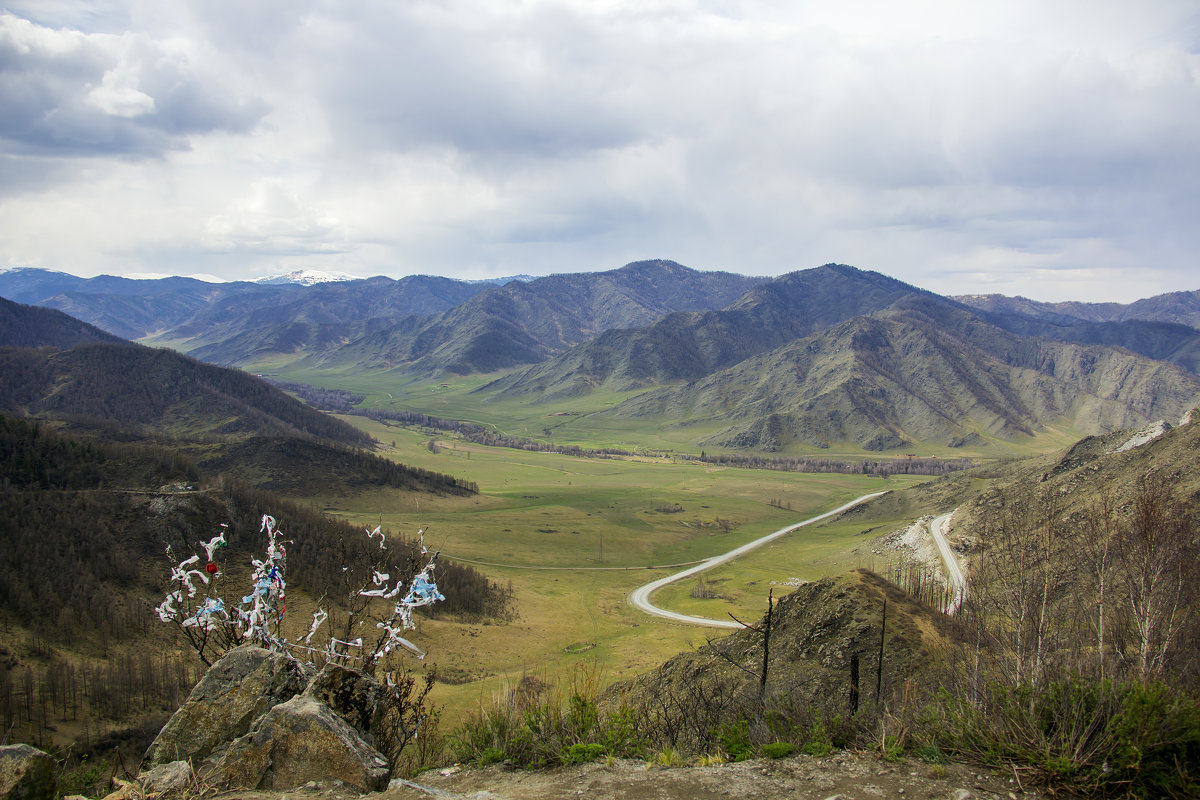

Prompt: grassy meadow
xmin=246 ymin=365 xmax=1089 ymax=724
xmin=287 ymin=409 xmax=928 ymax=723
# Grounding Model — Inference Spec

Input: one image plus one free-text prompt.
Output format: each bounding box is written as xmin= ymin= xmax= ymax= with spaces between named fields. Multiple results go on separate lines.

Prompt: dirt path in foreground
xmin=387 ymin=753 xmax=1041 ymax=800
xmin=204 ymin=751 xmax=1043 ymax=800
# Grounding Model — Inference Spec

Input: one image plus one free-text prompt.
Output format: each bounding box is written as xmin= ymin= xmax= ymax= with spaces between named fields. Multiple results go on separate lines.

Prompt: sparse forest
xmin=0 ymin=415 xmax=512 ymax=752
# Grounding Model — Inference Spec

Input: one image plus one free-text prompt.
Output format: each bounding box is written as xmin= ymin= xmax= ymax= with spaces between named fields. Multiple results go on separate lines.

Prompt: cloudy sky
xmin=1 ymin=1 xmax=1197 ymax=301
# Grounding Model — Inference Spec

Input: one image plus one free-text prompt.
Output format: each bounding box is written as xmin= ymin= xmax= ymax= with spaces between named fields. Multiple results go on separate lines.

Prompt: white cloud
xmin=0 ymin=0 xmax=1197 ymax=301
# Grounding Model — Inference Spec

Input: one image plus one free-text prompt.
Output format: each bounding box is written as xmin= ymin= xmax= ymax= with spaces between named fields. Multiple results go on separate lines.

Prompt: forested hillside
xmin=0 ymin=296 xmax=124 ymax=350
xmin=0 ymin=414 xmax=510 ymax=748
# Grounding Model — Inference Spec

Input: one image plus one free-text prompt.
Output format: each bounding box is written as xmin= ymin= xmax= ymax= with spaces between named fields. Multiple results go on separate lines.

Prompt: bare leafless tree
xmin=1112 ymin=475 xmax=1199 ymax=680
xmin=963 ymin=485 xmax=1068 ymax=686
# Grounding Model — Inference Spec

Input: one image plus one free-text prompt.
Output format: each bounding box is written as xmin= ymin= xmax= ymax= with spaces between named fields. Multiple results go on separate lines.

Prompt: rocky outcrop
xmin=142 ymin=645 xmax=391 ymax=792
xmin=211 ymin=695 xmax=390 ymax=791
xmin=0 ymin=744 xmax=55 ymax=800
xmin=140 ymin=761 xmax=193 ymax=794
xmin=305 ymin=663 xmax=387 ymax=747
xmin=144 ymin=643 xmax=310 ymax=766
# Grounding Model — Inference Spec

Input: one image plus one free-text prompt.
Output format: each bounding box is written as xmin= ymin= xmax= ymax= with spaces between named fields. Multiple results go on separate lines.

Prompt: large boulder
xmin=140 ymin=761 xmax=193 ymax=793
xmin=208 ymin=695 xmax=390 ymax=792
xmin=304 ymin=663 xmax=386 ymax=746
xmin=144 ymin=644 xmax=309 ymax=765
xmin=0 ymin=744 xmax=55 ymax=800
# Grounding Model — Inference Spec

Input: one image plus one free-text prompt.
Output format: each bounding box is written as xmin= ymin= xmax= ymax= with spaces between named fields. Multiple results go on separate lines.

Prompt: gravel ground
xmin=194 ymin=751 xmax=1046 ymax=800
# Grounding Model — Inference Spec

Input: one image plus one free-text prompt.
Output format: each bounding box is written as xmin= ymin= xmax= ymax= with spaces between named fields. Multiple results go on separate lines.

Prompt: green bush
xmin=762 ymin=742 xmax=796 ymax=759
xmin=57 ymin=755 xmax=109 ymax=798
xmin=716 ymin=720 xmax=754 ymax=762
xmin=881 ymin=735 xmax=904 ymax=762
xmin=913 ymin=743 xmax=946 ymax=764
xmin=802 ymin=720 xmax=834 ymax=757
xmin=562 ymin=743 xmax=605 ymax=764
xmin=479 ymin=747 xmax=506 ymax=765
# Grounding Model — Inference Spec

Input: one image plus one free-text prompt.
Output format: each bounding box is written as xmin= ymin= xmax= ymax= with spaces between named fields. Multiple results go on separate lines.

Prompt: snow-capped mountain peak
xmin=254 ymin=269 xmax=362 ymax=286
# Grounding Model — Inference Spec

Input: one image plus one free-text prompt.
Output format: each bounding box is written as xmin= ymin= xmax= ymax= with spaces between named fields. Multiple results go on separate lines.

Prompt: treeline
xmin=0 ymin=481 xmax=513 ymax=650
xmin=0 ymin=413 xmax=199 ymax=491
xmin=198 ymin=435 xmax=478 ymax=496
xmin=0 ymin=295 xmax=123 ymax=350
xmin=962 ymin=475 xmax=1200 ymax=684
xmin=225 ymin=484 xmax=510 ymax=622
xmin=0 ymin=650 xmax=201 ymax=749
xmin=355 ymin=407 xmax=490 ymax=436
xmin=269 ymin=381 xmax=366 ymax=413
xmin=696 ymin=452 xmax=975 ymax=477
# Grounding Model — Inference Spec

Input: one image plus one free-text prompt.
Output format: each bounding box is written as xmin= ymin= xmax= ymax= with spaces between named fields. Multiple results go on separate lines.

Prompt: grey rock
xmin=144 ymin=644 xmax=309 ymax=765
xmin=209 ymin=694 xmax=389 ymax=792
xmin=0 ymin=744 xmax=55 ymax=800
xmin=304 ymin=663 xmax=386 ymax=745
xmin=950 ymin=790 xmax=975 ymax=800
xmin=141 ymin=760 xmax=193 ymax=792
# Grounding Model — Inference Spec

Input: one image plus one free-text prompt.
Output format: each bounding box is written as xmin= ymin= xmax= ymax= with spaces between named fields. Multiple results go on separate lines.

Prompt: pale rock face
xmin=142 ymin=646 xmax=392 ymax=792
xmin=143 ymin=644 xmax=310 ymax=766
xmin=0 ymin=744 xmax=56 ymax=800
xmin=304 ymin=663 xmax=387 ymax=746
xmin=210 ymin=695 xmax=390 ymax=792
xmin=140 ymin=761 xmax=193 ymax=793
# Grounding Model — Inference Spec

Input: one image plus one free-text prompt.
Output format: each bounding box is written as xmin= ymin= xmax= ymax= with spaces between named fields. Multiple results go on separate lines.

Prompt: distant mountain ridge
xmin=5 ymin=260 xmax=1199 ymax=454
xmin=957 ymin=290 xmax=1200 ymax=329
xmin=486 ymin=266 xmax=1200 ymax=451
xmin=1 ymin=262 xmax=761 ymax=373
xmin=254 ymin=269 xmax=364 ymax=285
xmin=600 ymin=302 xmax=1199 ymax=451
xmin=487 ymin=265 xmax=937 ymax=397
xmin=295 ymin=259 xmax=766 ymax=374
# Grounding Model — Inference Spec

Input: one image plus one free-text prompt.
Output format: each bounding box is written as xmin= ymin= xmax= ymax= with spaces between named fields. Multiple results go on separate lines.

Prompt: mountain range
xmin=3 ymin=260 xmax=1199 ymax=453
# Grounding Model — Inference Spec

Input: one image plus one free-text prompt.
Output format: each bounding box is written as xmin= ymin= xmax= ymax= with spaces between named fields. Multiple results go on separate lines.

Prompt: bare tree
xmin=1113 ymin=475 xmax=1199 ymax=679
xmin=1072 ymin=492 xmax=1119 ymax=679
xmin=962 ymin=485 xmax=1067 ymax=686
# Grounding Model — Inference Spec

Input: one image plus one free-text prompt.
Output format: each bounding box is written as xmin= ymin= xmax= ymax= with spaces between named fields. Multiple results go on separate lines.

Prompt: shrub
xmin=57 ymin=754 xmax=108 ymax=798
xmin=563 ymin=743 xmax=605 ymax=764
xmin=802 ymin=721 xmax=834 ymax=757
xmin=716 ymin=720 xmax=754 ymax=762
xmin=880 ymin=736 xmax=904 ymax=762
xmin=921 ymin=677 xmax=1200 ymax=798
xmin=762 ymin=742 xmax=796 ymax=759
xmin=450 ymin=667 xmax=647 ymax=768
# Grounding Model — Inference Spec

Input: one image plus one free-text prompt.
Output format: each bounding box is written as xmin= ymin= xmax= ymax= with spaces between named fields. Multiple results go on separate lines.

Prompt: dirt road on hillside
xmin=629 ymin=492 xmax=887 ymax=628
xmin=928 ymin=510 xmax=966 ymax=614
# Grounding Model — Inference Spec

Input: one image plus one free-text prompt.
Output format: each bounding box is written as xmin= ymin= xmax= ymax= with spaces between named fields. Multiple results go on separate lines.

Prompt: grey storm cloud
xmin=0 ymin=11 xmax=265 ymax=159
xmin=0 ymin=1 xmax=1198 ymax=301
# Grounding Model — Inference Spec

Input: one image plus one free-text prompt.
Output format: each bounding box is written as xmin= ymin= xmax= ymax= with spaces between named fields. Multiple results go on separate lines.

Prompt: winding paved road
xmin=628 ymin=492 xmax=888 ymax=628
xmin=928 ymin=509 xmax=967 ymax=614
